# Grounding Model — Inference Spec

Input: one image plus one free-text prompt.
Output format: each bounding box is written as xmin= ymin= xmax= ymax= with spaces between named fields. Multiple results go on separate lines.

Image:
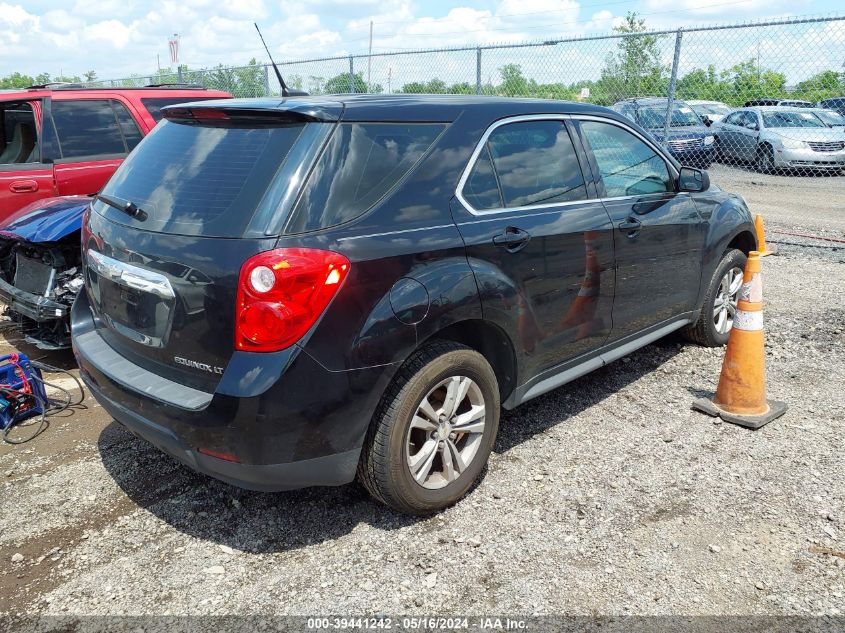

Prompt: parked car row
xmin=611 ymin=96 xmax=845 ymax=174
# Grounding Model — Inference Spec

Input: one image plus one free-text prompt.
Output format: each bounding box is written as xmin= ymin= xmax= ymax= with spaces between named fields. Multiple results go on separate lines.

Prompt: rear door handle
xmin=618 ymin=217 xmax=642 ymax=236
xmin=493 ymin=227 xmax=531 ymax=252
xmin=9 ymin=180 xmax=38 ymax=193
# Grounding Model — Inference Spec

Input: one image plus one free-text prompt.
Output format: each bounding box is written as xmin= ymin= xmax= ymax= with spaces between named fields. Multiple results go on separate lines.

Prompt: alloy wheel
xmin=405 ymin=376 xmax=486 ymax=490
xmin=713 ymin=266 xmax=743 ymax=334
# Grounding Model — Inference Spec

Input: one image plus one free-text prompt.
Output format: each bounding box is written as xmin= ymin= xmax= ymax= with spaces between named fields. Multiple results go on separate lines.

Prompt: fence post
xmin=663 ymin=28 xmax=683 ymax=146
xmin=476 ymin=48 xmax=482 ymax=95
xmin=348 ymin=56 xmax=354 ymax=93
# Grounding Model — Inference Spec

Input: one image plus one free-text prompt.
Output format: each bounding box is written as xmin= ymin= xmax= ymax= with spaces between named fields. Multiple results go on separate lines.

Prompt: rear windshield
xmin=93 ymin=118 xmax=325 ymax=238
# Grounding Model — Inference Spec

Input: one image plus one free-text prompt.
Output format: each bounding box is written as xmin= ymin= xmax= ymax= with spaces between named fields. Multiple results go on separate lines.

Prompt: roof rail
xmin=144 ymin=83 xmax=206 ymax=89
xmin=26 ymin=82 xmax=86 ymax=90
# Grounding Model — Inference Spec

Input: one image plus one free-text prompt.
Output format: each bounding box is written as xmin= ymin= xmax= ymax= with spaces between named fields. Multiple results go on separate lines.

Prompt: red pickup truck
xmin=0 ymin=84 xmax=231 ymax=222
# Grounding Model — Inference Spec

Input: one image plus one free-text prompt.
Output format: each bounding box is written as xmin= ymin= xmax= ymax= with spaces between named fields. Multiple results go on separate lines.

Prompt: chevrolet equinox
xmin=71 ymin=95 xmax=758 ymax=514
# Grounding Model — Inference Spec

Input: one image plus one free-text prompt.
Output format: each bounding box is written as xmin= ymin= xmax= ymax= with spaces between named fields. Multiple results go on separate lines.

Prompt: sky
xmin=1 ymin=0 xmax=842 ymax=83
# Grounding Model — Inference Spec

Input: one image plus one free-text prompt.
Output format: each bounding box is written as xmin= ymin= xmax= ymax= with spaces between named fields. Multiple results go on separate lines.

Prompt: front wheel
xmin=754 ymin=144 xmax=775 ymax=173
xmin=358 ymin=341 xmax=500 ymax=515
xmin=683 ymin=248 xmax=747 ymax=347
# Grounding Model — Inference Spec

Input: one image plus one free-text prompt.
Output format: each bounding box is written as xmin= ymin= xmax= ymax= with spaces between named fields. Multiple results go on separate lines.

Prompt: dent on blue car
xmin=0 ymin=196 xmax=89 ymax=349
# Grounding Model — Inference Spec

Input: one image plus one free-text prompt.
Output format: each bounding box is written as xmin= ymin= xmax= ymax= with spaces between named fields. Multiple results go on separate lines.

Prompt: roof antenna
xmin=254 ymin=22 xmax=289 ymax=97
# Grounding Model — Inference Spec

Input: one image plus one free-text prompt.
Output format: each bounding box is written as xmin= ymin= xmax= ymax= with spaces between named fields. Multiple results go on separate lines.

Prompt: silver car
xmin=686 ymin=100 xmax=732 ymax=126
xmin=713 ymin=106 xmax=845 ymax=173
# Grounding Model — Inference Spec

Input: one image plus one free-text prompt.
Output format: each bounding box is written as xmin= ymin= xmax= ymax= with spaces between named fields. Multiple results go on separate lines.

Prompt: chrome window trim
xmin=455 ymin=113 xmax=592 ymax=216
xmin=455 ymin=112 xmax=680 ymax=216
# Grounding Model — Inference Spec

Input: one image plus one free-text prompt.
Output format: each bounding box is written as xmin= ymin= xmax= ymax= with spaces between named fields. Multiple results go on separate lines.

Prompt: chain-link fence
xmin=94 ymin=15 xmax=845 ymax=178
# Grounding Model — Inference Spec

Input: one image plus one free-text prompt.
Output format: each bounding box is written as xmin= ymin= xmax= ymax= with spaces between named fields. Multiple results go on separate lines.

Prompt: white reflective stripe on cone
xmin=733 ymin=309 xmax=764 ymax=332
xmin=740 ymin=273 xmax=763 ymax=303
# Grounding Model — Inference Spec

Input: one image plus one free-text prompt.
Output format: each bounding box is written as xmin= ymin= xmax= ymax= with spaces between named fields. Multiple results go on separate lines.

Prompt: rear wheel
xmin=683 ymin=248 xmax=747 ymax=347
xmin=358 ymin=341 xmax=500 ymax=515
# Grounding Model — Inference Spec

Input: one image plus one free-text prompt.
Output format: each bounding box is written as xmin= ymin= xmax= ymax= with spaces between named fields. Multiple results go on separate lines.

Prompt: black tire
xmin=357 ymin=341 xmax=500 ymax=515
xmin=754 ymin=144 xmax=775 ymax=173
xmin=714 ymin=137 xmax=728 ymax=163
xmin=683 ymin=248 xmax=748 ymax=347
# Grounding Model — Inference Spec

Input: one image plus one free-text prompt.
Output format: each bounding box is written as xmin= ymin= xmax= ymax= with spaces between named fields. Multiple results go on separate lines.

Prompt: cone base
xmin=758 ymin=244 xmax=778 ymax=257
xmin=692 ymin=398 xmax=788 ymax=430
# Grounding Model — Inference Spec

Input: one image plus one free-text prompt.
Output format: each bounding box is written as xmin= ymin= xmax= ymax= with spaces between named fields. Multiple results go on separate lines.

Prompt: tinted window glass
xmin=723 ymin=112 xmax=743 ymax=126
xmin=741 ymin=112 xmax=758 ymax=129
xmin=581 ymin=121 xmax=671 ymax=197
xmin=485 ymin=120 xmax=586 ymax=208
xmin=462 ymin=146 xmax=502 ymax=210
xmin=52 ymin=100 xmax=126 ymax=158
xmin=286 ymin=123 xmax=445 ymax=233
xmin=0 ymin=102 xmax=38 ymax=164
xmin=142 ymin=97 xmax=222 ymax=122
xmin=94 ymin=119 xmax=308 ymax=237
xmin=112 ymin=101 xmax=143 ymax=151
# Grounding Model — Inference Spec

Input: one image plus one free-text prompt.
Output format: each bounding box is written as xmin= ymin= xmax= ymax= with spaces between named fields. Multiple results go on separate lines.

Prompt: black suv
xmin=72 ymin=95 xmax=757 ymax=515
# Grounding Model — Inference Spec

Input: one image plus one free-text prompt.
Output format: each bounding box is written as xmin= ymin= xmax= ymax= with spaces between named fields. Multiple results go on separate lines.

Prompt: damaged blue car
xmin=0 ymin=196 xmax=88 ymax=348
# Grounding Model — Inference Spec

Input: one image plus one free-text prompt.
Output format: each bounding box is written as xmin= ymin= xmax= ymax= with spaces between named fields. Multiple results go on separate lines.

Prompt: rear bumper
xmin=87 ymin=375 xmax=359 ymax=491
xmin=72 ymin=292 xmax=393 ymax=492
xmin=0 ymin=276 xmax=67 ymax=323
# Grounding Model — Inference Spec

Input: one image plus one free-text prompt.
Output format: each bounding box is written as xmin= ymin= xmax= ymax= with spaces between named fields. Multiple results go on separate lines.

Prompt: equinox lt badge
xmin=174 ymin=356 xmax=224 ymax=375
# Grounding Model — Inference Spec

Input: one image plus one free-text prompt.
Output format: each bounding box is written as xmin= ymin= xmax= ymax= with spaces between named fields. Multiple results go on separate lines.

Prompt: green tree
xmin=596 ymin=12 xmax=667 ymax=104
xmin=498 ymin=64 xmax=531 ymax=96
xmin=795 ymin=70 xmax=843 ymax=102
xmin=325 ymin=71 xmax=368 ymax=94
xmin=721 ymin=59 xmax=786 ymax=105
xmin=0 ymin=72 xmax=36 ymax=88
xmin=83 ymin=70 xmax=97 ymax=82
xmin=401 ymin=79 xmax=448 ymax=94
xmin=676 ymin=65 xmax=726 ymax=102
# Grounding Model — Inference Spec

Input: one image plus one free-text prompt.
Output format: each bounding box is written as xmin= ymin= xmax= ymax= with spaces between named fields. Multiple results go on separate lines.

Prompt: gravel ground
xmin=1 ymin=165 xmax=843 ymax=621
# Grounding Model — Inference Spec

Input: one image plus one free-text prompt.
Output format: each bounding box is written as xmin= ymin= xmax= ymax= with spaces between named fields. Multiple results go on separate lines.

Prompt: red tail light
xmin=235 ymin=248 xmax=350 ymax=352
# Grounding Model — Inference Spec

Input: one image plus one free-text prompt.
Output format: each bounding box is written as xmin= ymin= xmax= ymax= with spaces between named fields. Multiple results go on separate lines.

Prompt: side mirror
xmin=745 ymin=122 xmax=758 ymax=130
xmin=678 ymin=166 xmax=710 ymax=192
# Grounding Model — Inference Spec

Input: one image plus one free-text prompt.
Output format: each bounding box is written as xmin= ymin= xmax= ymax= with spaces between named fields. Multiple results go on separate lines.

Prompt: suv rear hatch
xmin=81 ymin=102 xmax=337 ymax=393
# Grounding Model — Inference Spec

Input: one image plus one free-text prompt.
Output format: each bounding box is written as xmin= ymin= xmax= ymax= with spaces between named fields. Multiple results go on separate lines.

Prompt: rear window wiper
xmin=94 ymin=194 xmax=148 ymax=221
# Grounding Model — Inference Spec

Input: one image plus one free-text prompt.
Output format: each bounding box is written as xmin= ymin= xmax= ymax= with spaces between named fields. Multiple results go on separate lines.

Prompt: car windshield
xmin=693 ymin=103 xmax=731 ymax=116
xmin=816 ymin=110 xmax=845 ymax=126
xmin=761 ymin=111 xmax=825 ymax=128
xmin=637 ymin=105 xmax=701 ymax=128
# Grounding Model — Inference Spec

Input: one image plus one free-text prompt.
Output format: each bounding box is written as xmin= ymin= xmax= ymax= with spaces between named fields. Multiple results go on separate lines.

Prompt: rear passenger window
xmin=51 ymin=99 xmax=140 ymax=159
xmin=462 ymin=120 xmax=587 ymax=211
xmin=462 ymin=146 xmax=502 ymax=210
xmin=286 ymin=123 xmax=445 ymax=233
xmin=580 ymin=121 xmax=671 ymax=197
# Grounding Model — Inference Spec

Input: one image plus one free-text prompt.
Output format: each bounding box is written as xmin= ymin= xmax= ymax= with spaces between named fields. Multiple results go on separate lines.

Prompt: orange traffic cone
xmin=755 ymin=214 xmax=777 ymax=257
xmin=692 ymin=251 xmax=787 ymax=429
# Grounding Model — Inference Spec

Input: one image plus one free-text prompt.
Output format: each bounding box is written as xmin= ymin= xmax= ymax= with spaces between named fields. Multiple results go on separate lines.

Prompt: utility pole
xmin=367 ymin=20 xmax=373 ymax=92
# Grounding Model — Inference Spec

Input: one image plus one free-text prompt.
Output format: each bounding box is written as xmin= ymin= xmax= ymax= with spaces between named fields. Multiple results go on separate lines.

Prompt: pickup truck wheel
xmin=683 ymin=248 xmax=747 ymax=347
xmin=358 ymin=341 xmax=500 ymax=515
